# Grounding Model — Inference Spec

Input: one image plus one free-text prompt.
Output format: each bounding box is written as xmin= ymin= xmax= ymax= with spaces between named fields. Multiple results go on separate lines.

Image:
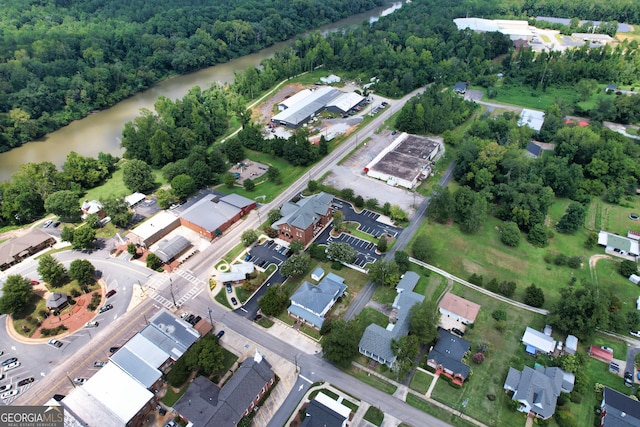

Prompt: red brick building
xmin=273 ymin=192 xmax=333 ymax=246
xmin=179 ymin=194 xmax=256 ymax=240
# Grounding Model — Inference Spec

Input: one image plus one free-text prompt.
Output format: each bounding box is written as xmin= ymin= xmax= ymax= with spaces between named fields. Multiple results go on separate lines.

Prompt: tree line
xmin=0 ymin=0 xmax=385 ymax=151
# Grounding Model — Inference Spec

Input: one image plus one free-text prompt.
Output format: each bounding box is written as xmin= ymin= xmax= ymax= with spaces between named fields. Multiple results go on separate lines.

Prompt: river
xmin=0 ymin=2 xmax=404 ymax=181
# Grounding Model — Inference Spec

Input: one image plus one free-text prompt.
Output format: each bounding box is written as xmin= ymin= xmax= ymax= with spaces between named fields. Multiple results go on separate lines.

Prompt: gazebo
xmin=46 ymin=292 xmax=68 ymax=310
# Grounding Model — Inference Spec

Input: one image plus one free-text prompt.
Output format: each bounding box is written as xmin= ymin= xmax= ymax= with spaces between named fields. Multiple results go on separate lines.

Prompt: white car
xmin=0 ymin=383 xmax=11 ymax=393
xmin=73 ymin=378 xmax=88 ymax=385
xmin=1 ymin=389 xmax=18 ymax=399
xmin=84 ymin=321 xmax=99 ymax=328
xmin=601 ymin=346 xmax=614 ymax=353
xmin=4 ymin=361 xmax=20 ymax=371
xmin=631 ymin=330 xmax=640 ymax=338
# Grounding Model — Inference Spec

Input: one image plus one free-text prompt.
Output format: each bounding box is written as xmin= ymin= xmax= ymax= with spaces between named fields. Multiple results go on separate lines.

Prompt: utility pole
xmin=207 ymin=307 xmax=214 ymax=328
xmin=169 ymin=277 xmax=177 ymax=308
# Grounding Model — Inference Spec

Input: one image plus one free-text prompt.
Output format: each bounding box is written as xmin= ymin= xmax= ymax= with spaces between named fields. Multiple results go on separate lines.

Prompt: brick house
xmin=272 ymin=192 xmax=333 ymax=246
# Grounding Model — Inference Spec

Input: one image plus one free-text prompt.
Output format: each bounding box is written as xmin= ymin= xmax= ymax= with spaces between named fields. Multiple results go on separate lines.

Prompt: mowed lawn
xmin=429 ymin=283 xmax=547 ymax=427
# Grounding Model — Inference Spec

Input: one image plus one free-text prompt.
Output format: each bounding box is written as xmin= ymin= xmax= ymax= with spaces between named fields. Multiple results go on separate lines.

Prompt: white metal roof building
xmin=63 ymin=363 xmax=153 ymax=426
xmin=219 ymin=262 xmax=255 ymax=283
xmin=127 ymin=211 xmax=180 ymax=248
xmin=272 ymin=87 xmax=341 ymax=128
xmin=124 ymin=192 xmax=146 ymax=207
xmin=454 ymin=18 xmax=534 ymax=41
xmin=454 ymin=17 xmax=499 ymax=32
xmin=110 ymin=334 xmax=170 ymax=388
xmin=518 ymin=109 xmax=545 ymax=132
xmin=522 ymin=327 xmax=556 ymax=354
xmin=278 ymin=89 xmax=312 ymax=110
xmin=325 ymin=92 xmax=365 ymax=114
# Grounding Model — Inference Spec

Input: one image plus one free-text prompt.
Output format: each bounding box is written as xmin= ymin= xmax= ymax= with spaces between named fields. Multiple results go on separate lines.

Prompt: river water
xmin=0 ymin=2 xmax=403 ymax=181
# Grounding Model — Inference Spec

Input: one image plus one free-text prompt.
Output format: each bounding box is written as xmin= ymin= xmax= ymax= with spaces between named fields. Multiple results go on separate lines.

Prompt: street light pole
xmin=207 ymin=307 xmax=214 ymax=328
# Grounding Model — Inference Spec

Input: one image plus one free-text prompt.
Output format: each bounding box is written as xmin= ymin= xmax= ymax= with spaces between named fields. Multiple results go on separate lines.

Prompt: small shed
xmin=637 ymin=296 xmax=640 ymax=310
xmin=605 ymin=83 xmax=617 ymax=93
xmin=47 ymin=292 xmax=68 ymax=310
xmin=311 ymin=267 xmax=325 ymax=282
xmin=565 ymin=335 xmax=578 ymax=354
xmin=630 ymin=274 xmax=640 ymax=285
xmin=320 ymin=74 xmax=341 ymax=84
xmin=589 ymin=345 xmax=613 ymax=363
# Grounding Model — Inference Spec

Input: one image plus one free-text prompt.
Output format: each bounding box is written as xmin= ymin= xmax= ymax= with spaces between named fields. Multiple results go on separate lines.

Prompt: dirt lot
xmin=254 ymin=83 xmax=303 ymax=124
xmin=229 ymin=158 xmax=268 ymax=184
xmin=322 ymin=129 xmax=425 ymax=215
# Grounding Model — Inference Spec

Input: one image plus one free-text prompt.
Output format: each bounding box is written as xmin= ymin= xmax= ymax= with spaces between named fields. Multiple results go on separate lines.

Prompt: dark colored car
xmin=451 ymin=328 xmax=465 ymax=337
xmin=98 ymin=304 xmax=113 ymax=313
xmin=185 ymin=314 xmax=195 ymax=324
xmin=226 ymin=283 xmax=232 ymax=293
xmin=109 ymin=346 xmax=120 ymax=353
xmin=1 ymin=358 xmax=17 ymax=367
xmin=17 ymin=378 xmax=34 ymax=387
xmin=52 ymin=221 xmax=60 ymax=228
xmin=52 ymin=394 xmax=65 ymax=402
xmin=106 ymin=289 xmax=117 ymax=298
xmin=216 ymin=330 xmax=225 ymax=338
xmin=93 ymin=361 xmax=107 ymax=368
xmin=231 ymin=297 xmax=238 ymax=306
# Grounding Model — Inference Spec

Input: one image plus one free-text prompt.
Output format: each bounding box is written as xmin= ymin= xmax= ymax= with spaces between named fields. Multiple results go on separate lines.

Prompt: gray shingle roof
xmin=427 ymin=329 xmax=471 ymax=379
xmin=396 ymin=271 xmax=420 ymax=292
xmin=0 ymin=228 xmax=54 ymax=267
xmin=288 ymin=273 xmax=346 ymax=328
xmin=602 ymin=386 xmax=640 ymax=427
xmin=273 ymin=192 xmax=333 ymax=231
xmin=505 ymin=365 xmax=564 ymax=419
xmin=359 ymin=325 xmax=396 ymax=365
xmin=220 ymin=193 xmax=255 ymax=210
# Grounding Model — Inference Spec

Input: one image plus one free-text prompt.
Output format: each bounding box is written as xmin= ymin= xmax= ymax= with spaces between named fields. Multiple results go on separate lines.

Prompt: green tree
xmin=37 ymin=254 xmax=67 ymax=287
xmin=354 ymin=195 xmax=364 ymax=208
xmin=184 ymin=336 xmax=224 ymax=376
xmin=377 ymin=235 xmax=388 ymax=252
xmin=409 ymin=300 xmax=440 ymax=343
xmin=394 ymin=251 xmax=410 ymax=272
xmin=307 ymin=180 xmax=318 ymax=193
xmin=243 ymin=178 xmax=255 ymax=191
xmin=368 ymin=260 xmax=400 ymax=287
xmin=267 ymin=167 xmax=281 ymax=184
xmin=0 ymin=275 xmax=33 ymax=315
xmin=146 ymin=253 xmax=162 ymax=269
xmin=411 ymin=235 xmax=432 ymax=262
xmin=258 ymin=285 xmax=289 ymax=316
xmin=127 ymin=243 xmax=137 ymax=256
xmin=340 ymin=188 xmax=354 ymax=201
xmin=500 ymin=222 xmax=521 ymax=247
xmin=280 ymin=253 xmax=310 ymax=277
xmin=527 ymin=224 xmax=549 ymax=247
xmin=60 ymin=226 xmax=75 ymax=243
xmin=620 ymin=260 xmax=638 ymax=278
xmin=241 ymin=229 xmax=258 ymax=247
xmin=326 ymin=242 xmax=357 ymax=264
xmin=549 ymin=283 xmax=609 ymax=339
xmin=85 ymin=213 xmax=101 ymax=229
xmin=289 ymin=239 xmax=304 ymax=254
xmin=389 ymin=205 xmax=408 ymax=222
xmin=557 ymin=202 xmax=586 ymax=234
xmin=453 ymin=186 xmax=486 ymax=234
xmin=391 ymin=335 xmax=420 ymax=379
xmin=44 ymin=190 xmax=80 ymax=222
xmin=321 ymin=319 xmax=361 ymax=368
xmin=68 ymin=259 xmax=96 ymax=285
xmin=267 ymin=209 xmax=281 ymax=225
xmin=72 ymin=226 xmax=96 ymax=249
xmin=155 ymin=188 xmax=178 ymax=210
xmin=319 ymin=135 xmax=329 ymax=156
xmin=332 ymin=210 xmax=344 ymax=232
xmin=584 ymin=232 xmax=598 ymax=249
xmin=171 ymin=174 xmax=196 ymax=200
xmin=122 ymin=159 xmax=155 ymax=193
xmin=223 ymin=173 xmax=236 ymax=188
xmin=102 ymin=197 xmax=133 ymax=228
xmin=524 ymin=284 xmax=545 ymax=308
xmin=428 ymin=185 xmax=454 ymax=223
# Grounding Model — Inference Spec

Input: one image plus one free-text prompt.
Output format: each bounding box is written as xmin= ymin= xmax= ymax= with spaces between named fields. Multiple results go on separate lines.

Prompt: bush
xmin=495 ymin=320 xmax=506 ymax=332
xmin=492 ymin=310 xmax=507 ymax=321
xmin=468 ymin=273 xmax=484 ymax=287
xmin=70 ymin=288 xmax=81 ymax=297
xmin=554 ymin=254 xmax=568 ymax=266
xmin=557 ymin=393 xmax=569 ymax=407
xmin=331 ymin=261 xmax=343 ymax=270
xmin=555 ymin=408 xmax=577 ymax=427
xmin=621 ymin=260 xmax=638 ymax=277
xmin=498 ymin=281 xmax=516 ymax=297
xmin=68 ymin=299 xmax=76 ymax=305
xmin=569 ymin=392 xmax=582 ymax=404
xmin=166 ymin=357 xmax=190 ymax=387
xmin=472 ymin=352 xmax=485 ymax=364
xmin=567 ymin=256 xmax=581 ymax=269
xmin=354 ymin=195 xmax=364 ymax=208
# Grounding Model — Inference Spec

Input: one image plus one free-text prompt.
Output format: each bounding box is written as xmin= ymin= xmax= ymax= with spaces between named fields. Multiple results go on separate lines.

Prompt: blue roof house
xmin=288 ymin=273 xmax=346 ymax=329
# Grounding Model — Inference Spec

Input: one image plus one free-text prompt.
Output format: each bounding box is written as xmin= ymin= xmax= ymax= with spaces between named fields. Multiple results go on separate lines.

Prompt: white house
xmin=438 ymin=292 xmax=481 ymax=325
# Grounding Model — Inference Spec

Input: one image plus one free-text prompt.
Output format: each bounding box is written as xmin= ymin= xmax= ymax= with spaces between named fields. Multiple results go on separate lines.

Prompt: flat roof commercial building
xmin=272 ymin=87 xmax=341 ymax=128
xmin=179 ymin=194 xmax=256 ymax=240
xmin=454 ymin=18 xmax=534 ymax=41
xmin=364 ymin=133 xmax=441 ymax=189
xmin=0 ymin=229 xmax=55 ymax=271
xmin=127 ymin=211 xmax=180 ymax=248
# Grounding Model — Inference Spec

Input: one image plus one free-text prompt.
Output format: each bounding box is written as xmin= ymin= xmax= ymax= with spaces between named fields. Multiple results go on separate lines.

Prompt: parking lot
xmin=314 ymin=224 xmax=379 ymax=268
xmin=333 ymin=199 xmax=402 ymax=239
xmin=246 ymin=239 xmax=290 ymax=269
xmin=0 ymin=353 xmax=37 ymax=405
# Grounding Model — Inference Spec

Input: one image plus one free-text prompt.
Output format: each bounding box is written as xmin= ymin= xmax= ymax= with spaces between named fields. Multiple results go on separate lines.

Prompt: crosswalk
xmin=144 ymin=268 xmax=207 ymax=310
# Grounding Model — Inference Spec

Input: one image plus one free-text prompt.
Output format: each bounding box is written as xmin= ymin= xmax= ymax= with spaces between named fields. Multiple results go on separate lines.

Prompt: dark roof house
xmin=525 ymin=141 xmax=543 ymax=158
xmin=0 ymin=229 xmax=55 ymax=271
xmin=503 ymin=365 xmax=574 ymax=420
xmin=601 ymin=386 xmax=640 ymax=426
xmin=174 ymin=351 xmax=275 ymax=427
xmin=426 ymin=328 xmax=471 ymax=384
xmin=454 ymin=82 xmax=467 ymax=94
xmin=301 ymin=393 xmax=351 ymax=427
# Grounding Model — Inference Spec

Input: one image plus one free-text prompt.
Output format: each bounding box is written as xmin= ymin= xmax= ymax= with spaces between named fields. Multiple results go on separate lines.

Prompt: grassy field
xmin=214 ymin=288 xmax=232 ymax=309
xmin=364 ymin=406 xmax=384 ymax=426
xmin=429 ymin=282 xmax=547 ymax=427
xmin=162 ymin=384 xmax=188 ymax=406
xmin=355 ymin=307 xmax=390 ymax=329
xmin=346 ymin=366 xmax=397 ymax=395
xmin=84 ymin=165 xmax=168 ymax=201
xmin=405 ymin=395 xmax=477 ymax=427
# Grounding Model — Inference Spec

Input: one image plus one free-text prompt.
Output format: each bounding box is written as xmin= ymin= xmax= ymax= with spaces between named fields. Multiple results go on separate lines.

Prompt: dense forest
xmin=0 ymin=0 xmax=385 ymax=151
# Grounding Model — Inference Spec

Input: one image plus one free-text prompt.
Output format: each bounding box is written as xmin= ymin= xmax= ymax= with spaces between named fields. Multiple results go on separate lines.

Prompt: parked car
xmin=180 ymin=312 xmax=189 ymax=319
xmin=191 ymin=315 xmax=201 ymax=325
xmin=451 ymin=328 xmax=465 ymax=337
xmin=84 ymin=321 xmax=99 ymax=328
xmin=48 ymin=339 xmax=63 ymax=348
xmin=1 ymin=389 xmax=18 ymax=399
xmin=17 ymin=377 xmax=34 ymax=386
xmin=105 ymin=289 xmax=117 ymax=298
xmin=4 ymin=361 xmax=21 ymax=371
xmin=73 ymin=378 xmax=87 ymax=385
xmin=226 ymin=284 xmax=232 ymax=293
xmin=98 ymin=304 xmax=113 ymax=313
xmin=185 ymin=314 xmax=195 ymax=324
xmin=1 ymin=358 xmax=17 ymax=366
xmin=244 ymin=253 xmax=252 ymax=261
xmin=0 ymin=384 xmax=11 ymax=393
xmin=601 ymin=346 xmax=614 ymax=353
xmin=109 ymin=346 xmax=120 ymax=353
xmin=216 ymin=330 xmax=225 ymax=338
xmin=625 ymin=371 xmax=634 ymax=386
xmin=93 ymin=361 xmax=107 ymax=368
xmin=43 ymin=220 xmax=53 ymax=227
xmin=231 ymin=297 xmax=238 ymax=306
xmin=30 ymin=280 xmax=40 ymax=285
xmin=164 ymin=421 xmax=176 ymax=427
xmin=631 ymin=330 xmax=640 ymax=338
xmin=52 ymin=221 xmax=60 ymax=228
